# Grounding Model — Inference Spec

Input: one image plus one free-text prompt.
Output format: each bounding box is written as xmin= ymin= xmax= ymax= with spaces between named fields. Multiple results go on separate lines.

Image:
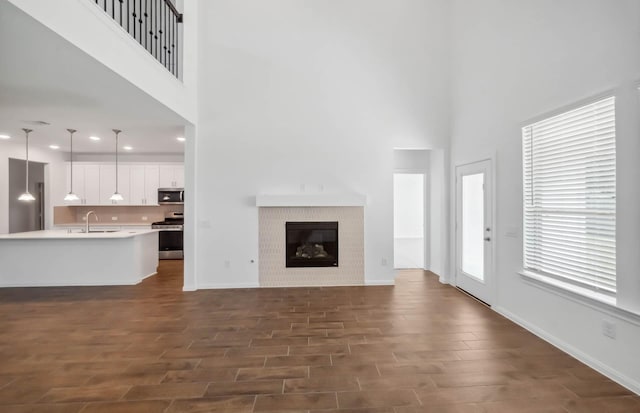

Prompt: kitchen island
xmin=0 ymin=229 xmax=158 ymax=287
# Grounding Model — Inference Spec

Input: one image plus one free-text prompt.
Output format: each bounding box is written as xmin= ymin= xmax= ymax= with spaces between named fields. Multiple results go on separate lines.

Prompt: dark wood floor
xmin=0 ymin=262 xmax=638 ymax=412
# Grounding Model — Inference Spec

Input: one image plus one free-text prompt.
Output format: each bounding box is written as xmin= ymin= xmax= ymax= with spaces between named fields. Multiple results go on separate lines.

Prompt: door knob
xmin=484 ymin=237 xmax=491 ymax=241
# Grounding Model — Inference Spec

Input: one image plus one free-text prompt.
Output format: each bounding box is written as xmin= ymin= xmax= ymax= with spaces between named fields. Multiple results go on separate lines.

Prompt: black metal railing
xmin=92 ymin=0 xmax=183 ymax=78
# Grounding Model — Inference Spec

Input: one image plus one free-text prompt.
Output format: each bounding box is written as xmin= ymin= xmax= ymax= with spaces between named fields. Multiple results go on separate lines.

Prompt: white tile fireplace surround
xmin=258 ymin=197 xmax=365 ymax=287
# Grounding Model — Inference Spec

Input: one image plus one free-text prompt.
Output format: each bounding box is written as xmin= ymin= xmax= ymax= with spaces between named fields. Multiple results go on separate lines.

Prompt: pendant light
xmin=109 ymin=129 xmax=124 ymax=202
xmin=64 ymin=128 xmax=80 ymax=202
xmin=18 ymin=128 xmax=36 ymax=202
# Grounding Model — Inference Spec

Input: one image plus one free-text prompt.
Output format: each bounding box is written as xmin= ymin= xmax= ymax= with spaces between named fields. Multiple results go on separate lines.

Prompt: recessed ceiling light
xmin=123 ymin=146 xmax=133 ymax=151
xmin=0 ymin=134 xmax=10 ymax=139
xmin=49 ymin=145 xmax=60 ymax=150
xmin=176 ymin=137 xmax=186 ymax=142
xmin=89 ymin=136 xmax=101 ymax=141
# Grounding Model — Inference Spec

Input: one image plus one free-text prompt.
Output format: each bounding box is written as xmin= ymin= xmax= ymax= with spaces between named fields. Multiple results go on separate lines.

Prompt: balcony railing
xmin=92 ymin=0 xmax=183 ymax=78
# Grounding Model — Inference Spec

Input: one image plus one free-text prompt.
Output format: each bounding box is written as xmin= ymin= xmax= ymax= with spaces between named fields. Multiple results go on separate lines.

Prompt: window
xmin=523 ymin=97 xmax=616 ymax=295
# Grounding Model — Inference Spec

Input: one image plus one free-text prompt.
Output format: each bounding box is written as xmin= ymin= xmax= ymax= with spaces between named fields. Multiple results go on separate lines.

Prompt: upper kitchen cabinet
xmin=65 ymin=164 xmax=100 ymax=205
xmin=99 ymin=165 xmax=130 ymax=205
xmin=159 ymin=165 xmax=184 ymax=188
xmin=130 ymin=165 xmax=160 ymax=205
xmin=59 ymin=162 xmax=183 ymax=206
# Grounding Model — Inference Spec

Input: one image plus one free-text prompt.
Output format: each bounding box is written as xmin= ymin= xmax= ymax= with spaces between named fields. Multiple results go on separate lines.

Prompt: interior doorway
xmin=9 ymin=158 xmax=46 ymax=233
xmin=393 ymin=173 xmax=425 ymax=268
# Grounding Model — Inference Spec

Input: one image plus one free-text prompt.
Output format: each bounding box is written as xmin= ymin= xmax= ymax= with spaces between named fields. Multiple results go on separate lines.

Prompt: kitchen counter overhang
xmin=0 ymin=230 xmax=159 ymax=287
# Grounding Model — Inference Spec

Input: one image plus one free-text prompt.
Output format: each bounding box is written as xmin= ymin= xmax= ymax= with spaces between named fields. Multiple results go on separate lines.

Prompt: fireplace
xmin=286 ymin=222 xmax=338 ymax=267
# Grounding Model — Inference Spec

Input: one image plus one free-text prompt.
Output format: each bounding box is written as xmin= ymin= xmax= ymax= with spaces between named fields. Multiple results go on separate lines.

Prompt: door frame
xmin=454 ymin=155 xmax=497 ymax=306
xmin=393 ymin=169 xmax=430 ymax=271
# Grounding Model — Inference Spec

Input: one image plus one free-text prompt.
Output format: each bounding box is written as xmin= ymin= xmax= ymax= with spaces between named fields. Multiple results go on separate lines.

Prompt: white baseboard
xmin=0 ymin=280 xmax=138 ymax=287
xmin=365 ymin=280 xmax=395 ymax=286
xmin=195 ymin=281 xmax=395 ymax=289
xmin=494 ymin=305 xmax=640 ymax=395
xmin=182 ymin=284 xmax=197 ymax=292
xmin=197 ymin=283 xmax=260 ymax=289
xmin=137 ymin=271 xmax=157 ymax=283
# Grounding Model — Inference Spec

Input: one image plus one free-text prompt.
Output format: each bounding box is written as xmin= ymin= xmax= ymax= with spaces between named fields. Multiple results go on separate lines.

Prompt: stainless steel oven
xmin=152 ymin=212 xmax=184 ymax=259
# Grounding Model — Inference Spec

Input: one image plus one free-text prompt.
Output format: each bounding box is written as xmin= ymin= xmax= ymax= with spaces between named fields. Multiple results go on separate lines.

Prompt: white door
xmin=129 ymin=166 xmax=146 ymax=205
xmin=456 ymin=159 xmax=493 ymax=304
xmin=173 ymin=165 xmax=185 ymax=188
xmin=83 ymin=165 xmax=101 ymax=205
xmin=159 ymin=165 xmax=175 ymax=188
xmin=99 ymin=165 xmax=130 ymax=205
xmin=144 ymin=165 xmax=160 ymax=205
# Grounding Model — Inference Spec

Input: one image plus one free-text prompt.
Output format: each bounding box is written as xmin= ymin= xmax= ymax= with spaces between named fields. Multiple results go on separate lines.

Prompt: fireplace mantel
xmin=256 ymin=193 xmax=366 ymax=207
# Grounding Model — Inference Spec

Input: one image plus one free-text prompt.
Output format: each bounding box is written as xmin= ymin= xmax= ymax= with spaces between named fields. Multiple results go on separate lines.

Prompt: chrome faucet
xmin=85 ymin=210 xmax=98 ymax=233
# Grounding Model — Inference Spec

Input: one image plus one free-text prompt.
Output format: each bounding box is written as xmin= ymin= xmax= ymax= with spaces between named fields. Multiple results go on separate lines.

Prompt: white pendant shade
xmin=110 ymin=192 xmax=124 ymax=201
xmin=18 ymin=192 xmax=36 ymax=201
xmin=64 ymin=192 xmax=80 ymax=201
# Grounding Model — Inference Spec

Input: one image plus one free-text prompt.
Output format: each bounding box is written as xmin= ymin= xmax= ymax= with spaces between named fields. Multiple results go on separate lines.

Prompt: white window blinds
xmin=523 ymin=97 xmax=616 ymax=294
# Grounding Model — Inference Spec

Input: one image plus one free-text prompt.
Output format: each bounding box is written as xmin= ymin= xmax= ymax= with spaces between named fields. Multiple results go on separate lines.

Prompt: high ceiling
xmin=0 ymin=1 xmax=187 ymax=155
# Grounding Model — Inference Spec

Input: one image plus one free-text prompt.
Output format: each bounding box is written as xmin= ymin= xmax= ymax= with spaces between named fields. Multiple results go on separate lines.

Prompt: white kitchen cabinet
xmin=159 ymin=165 xmax=184 ymax=188
xmin=61 ymin=162 xmax=182 ymax=206
xmin=99 ymin=165 xmax=130 ymax=205
xmin=65 ymin=164 xmax=100 ymax=205
xmin=130 ymin=165 xmax=160 ymax=205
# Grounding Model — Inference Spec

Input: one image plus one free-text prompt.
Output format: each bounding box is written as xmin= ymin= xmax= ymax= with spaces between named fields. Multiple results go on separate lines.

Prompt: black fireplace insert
xmin=286 ymin=221 xmax=338 ymax=267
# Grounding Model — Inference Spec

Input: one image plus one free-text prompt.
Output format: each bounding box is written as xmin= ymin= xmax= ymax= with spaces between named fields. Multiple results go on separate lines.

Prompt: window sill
xmin=519 ymin=270 xmax=640 ymax=326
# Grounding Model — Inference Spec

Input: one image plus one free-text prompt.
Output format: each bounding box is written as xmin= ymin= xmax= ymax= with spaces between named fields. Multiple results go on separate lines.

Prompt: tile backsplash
xmin=54 ymin=205 xmax=184 ymax=226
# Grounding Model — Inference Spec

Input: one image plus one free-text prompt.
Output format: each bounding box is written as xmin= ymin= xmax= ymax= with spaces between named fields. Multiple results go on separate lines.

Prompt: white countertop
xmin=0 ymin=229 xmax=158 ymax=240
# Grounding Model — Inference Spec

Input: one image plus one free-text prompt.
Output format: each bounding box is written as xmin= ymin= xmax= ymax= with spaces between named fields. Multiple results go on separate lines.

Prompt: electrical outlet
xmin=602 ymin=320 xmax=616 ymax=339
xmin=381 ymin=258 xmax=388 ymax=266
xmin=82 ymin=216 xmax=87 ymax=221
xmin=111 ymin=216 xmax=118 ymax=221
xmin=141 ymin=216 xmax=148 ymax=221
xmin=300 ymin=184 xmax=306 ymax=192
xmin=224 ymin=260 xmax=231 ymax=268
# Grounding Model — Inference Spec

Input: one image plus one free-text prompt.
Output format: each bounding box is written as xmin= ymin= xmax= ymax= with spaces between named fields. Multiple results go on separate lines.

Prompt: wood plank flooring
xmin=0 ymin=262 xmax=638 ymax=412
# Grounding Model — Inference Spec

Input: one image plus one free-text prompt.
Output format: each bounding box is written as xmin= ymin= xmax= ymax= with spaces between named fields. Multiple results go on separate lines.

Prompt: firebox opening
xmin=286 ymin=221 xmax=338 ymax=268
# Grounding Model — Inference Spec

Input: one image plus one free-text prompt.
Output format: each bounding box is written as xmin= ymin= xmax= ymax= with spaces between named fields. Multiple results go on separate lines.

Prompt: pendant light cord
xmin=67 ymin=129 xmax=76 ymax=193
xmin=25 ymin=132 xmax=29 ymax=192
xmin=115 ymin=131 xmax=119 ymax=192
xmin=113 ymin=129 xmax=122 ymax=194
xmin=22 ymin=128 xmax=32 ymax=193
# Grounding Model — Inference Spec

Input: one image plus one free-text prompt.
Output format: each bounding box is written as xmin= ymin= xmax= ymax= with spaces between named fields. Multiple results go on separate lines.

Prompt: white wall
xmin=429 ymin=149 xmax=448 ymax=280
xmin=193 ymin=0 xmax=451 ymax=287
xmin=450 ymin=0 xmax=640 ymax=392
xmin=0 ymin=141 xmax=66 ymax=234
xmin=7 ymin=0 xmax=198 ymax=124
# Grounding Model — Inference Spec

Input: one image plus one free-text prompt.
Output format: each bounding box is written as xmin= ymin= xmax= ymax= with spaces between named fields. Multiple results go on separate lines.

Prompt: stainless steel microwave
xmin=158 ymin=188 xmax=184 ymax=204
